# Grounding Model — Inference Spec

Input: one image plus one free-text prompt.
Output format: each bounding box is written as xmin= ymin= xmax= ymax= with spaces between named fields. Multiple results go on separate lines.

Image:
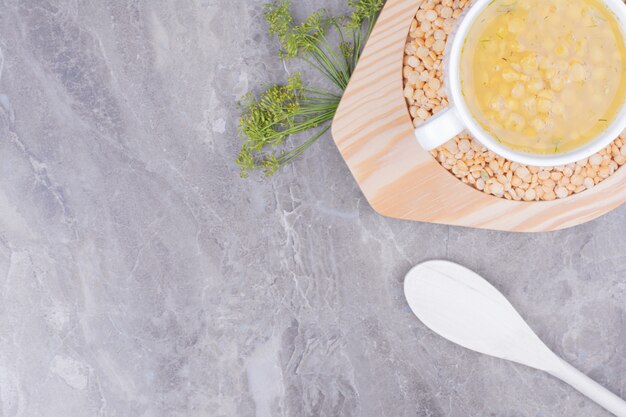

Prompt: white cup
xmin=414 ymin=0 xmax=626 ymax=167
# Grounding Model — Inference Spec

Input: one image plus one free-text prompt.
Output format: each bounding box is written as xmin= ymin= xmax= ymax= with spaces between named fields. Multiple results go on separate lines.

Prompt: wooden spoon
xmin=404 ymin=260 xmax=626 ymax=417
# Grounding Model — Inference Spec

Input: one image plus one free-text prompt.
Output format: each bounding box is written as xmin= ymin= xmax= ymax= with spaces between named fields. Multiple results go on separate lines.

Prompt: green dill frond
xmin=346 ymin=0 xmax=385 ymax=29
xmin=339 ymin=41 xmax=355 ymax=58
xmin=236 ymin=146 xmax=256 ymax=178
xmin=237 ymin=73 xmax=340 ymax=177
xmin=265 ymin=0 xmax=331 ymax=59
xmin=261 ymin=154 xmax=281 ymax=176
xmin=236 ymin=0 xmax=385 ymax=178
xmin=264 ymin=0 xmax=292 ymax=41
xmin=239 ymin=75 xmax=304 ymax=150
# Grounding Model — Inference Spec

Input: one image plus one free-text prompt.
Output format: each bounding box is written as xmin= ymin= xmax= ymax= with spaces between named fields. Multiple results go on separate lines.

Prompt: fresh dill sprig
xmin=346 ymin=0 xmax=385 ymax=29
xmin=265 ymin=1 xmax=332 ymax=59
xmin=237 ymin=0 xmax=384 ymax=178
xmin=237 ymin=74 xmax=340 ymax=177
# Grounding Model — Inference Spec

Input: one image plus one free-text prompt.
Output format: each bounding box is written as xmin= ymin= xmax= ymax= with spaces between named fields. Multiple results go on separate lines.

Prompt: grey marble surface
xmin=0 ymin=1 xmax=624 ymax=416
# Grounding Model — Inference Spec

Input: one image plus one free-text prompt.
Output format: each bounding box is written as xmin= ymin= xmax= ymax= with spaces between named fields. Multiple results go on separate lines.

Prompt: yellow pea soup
xmin=460 ymin=0 xmax=626 ymax=154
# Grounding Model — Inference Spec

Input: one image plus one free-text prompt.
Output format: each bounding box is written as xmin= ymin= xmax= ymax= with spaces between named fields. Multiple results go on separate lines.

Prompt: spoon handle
xmin=549 ymin=358 xmax=626 ymax=417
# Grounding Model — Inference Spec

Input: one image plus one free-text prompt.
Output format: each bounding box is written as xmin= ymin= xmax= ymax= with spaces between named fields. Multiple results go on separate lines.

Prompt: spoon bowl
xmin=404 ymin=260 xmax=626 ymax=417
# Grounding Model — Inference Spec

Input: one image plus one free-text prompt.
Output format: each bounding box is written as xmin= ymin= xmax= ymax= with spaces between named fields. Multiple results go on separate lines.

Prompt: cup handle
xmin=414 ymin=106 xmax=465 ymax=150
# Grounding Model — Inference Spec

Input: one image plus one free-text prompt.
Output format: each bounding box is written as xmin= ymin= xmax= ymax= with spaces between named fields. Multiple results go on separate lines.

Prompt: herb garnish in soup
xmin=460 ymin=0 xmax=626 ymax=154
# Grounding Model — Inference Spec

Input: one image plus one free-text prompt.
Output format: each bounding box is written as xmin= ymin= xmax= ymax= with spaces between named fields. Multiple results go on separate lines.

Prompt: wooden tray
xmin=331 ymin=0 xmax=626 ymax=232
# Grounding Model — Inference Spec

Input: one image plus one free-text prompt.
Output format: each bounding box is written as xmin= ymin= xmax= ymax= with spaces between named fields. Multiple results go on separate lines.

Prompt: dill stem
xmin=278 ymin=124 xmax=332 ymax=165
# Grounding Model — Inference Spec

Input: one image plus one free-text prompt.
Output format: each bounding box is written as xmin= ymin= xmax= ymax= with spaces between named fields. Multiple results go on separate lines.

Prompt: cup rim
xmin=447 ymin=0 xmax=626 ymax=167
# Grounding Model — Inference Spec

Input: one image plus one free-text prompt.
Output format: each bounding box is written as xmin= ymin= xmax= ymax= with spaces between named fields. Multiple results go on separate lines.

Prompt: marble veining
xmin=0 ymin=1 xmax=623 ymax=416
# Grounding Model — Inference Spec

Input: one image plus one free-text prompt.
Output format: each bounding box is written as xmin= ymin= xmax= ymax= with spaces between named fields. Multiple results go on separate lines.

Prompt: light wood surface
xmin=331 ymin=0 xmax=626 ymax=232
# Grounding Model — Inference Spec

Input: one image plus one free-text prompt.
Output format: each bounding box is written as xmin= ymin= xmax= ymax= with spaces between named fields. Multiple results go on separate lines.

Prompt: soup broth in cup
xmin=461 ymin=0 xmax=626 ymax=154
xmin=414 ymin=0 xmax=626 ymax=167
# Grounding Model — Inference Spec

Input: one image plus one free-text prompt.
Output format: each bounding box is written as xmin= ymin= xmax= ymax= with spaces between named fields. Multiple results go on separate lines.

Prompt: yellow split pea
xmin=460 ymin=0 xmax=626 ymax=154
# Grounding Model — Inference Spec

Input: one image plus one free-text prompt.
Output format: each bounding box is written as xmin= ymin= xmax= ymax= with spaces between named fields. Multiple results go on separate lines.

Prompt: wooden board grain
xmin=331 ymin=0 xmax=626 ymax=232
